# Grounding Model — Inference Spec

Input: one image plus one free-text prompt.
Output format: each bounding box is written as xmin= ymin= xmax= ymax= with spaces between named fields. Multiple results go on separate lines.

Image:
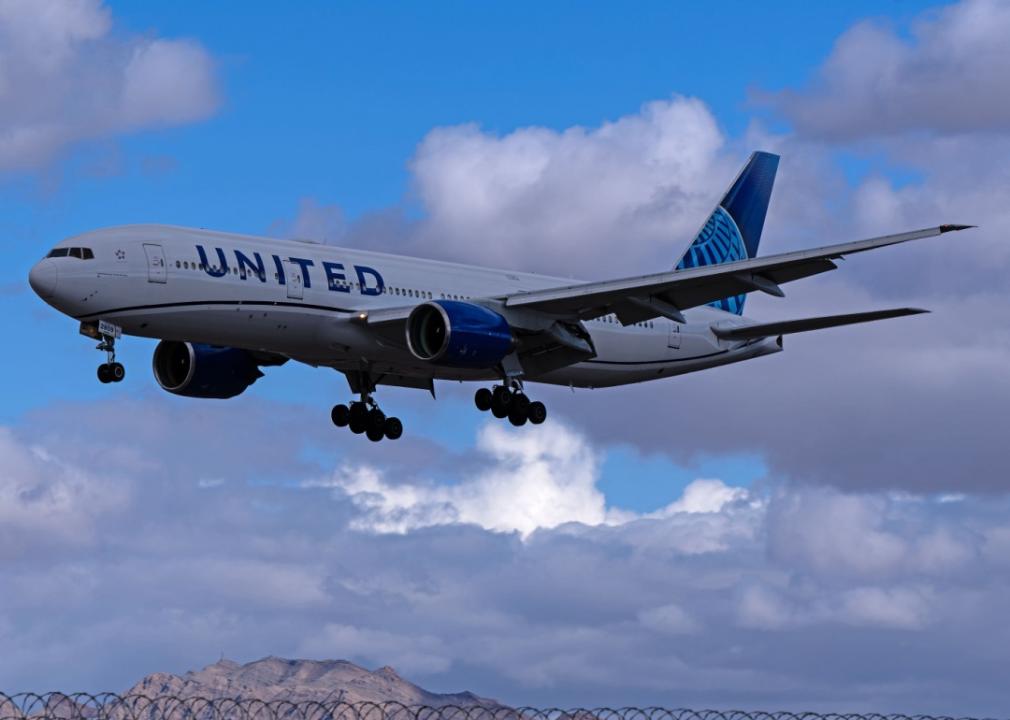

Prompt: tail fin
xmin=675 ymin=151 xmax=779 ymax=315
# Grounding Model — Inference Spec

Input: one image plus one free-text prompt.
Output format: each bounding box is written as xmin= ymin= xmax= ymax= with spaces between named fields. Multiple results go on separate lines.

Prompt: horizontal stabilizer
xmin=712 ymin=308 xmax=928 ymax=341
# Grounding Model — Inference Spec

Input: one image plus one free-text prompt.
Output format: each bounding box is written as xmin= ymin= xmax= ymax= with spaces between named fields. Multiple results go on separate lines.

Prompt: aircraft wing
xmin=502 ymin=224 xmax=973 ymax=324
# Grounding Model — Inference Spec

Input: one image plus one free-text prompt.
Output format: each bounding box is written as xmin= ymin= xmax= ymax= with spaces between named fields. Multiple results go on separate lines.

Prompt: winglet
xmin=939 ymin=224 xmax=976 ymax=233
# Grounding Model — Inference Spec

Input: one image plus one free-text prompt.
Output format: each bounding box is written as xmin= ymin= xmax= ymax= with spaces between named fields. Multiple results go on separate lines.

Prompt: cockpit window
xmin=47 ymin=247 xmax=94 ymax=259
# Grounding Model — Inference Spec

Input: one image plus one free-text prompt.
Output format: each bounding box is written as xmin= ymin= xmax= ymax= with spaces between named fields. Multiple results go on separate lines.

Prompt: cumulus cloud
xmin=0 ymin=0 xmax=219 ymax=172
xmin=278 ymin=96 xmax=739 ymax=278
xmin=407 ymin=97 xmax=735 ymax=278
xmin=4 ymin=399 xmax=1010 ymax=714
xmin=768 ymin=0 xmax=1010 ymax=139
xmin=0 ymin=426 xmax=128 ymax=556
xmin=314 ymin=420 xmax=761 ymax=538
xmin=315 ymin=421 xmax=616 ymax=536
xmin=5 ymin=397 xmax=1010 ymax=714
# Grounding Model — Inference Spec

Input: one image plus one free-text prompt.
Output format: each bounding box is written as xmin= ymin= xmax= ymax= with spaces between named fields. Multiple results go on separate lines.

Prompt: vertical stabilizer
xmin=675 ymin=151 xmax=779 ymax=314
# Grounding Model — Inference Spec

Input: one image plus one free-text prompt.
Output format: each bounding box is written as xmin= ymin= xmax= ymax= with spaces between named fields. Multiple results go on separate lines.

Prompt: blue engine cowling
xmin=152 ymin=340 xmax=264 ymax=399
xmin=406 ymin=300 xmax=514 ymax=368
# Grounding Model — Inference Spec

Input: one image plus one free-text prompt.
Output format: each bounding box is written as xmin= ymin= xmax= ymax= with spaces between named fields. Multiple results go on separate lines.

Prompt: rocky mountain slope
xmin=125 ymin=656 xmax=500 ymax=707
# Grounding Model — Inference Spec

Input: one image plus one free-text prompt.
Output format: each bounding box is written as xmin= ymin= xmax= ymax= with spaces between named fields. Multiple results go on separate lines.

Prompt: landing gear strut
xmin=93 ymin=322 xmax=125 ymax=384
xmin=474 ymin=381 xmax=546 ymax=427
xmin=331 ymin=392 xmax=403 ymax=442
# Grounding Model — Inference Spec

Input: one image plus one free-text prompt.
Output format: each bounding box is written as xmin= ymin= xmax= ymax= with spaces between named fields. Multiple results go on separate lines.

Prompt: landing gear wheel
xmin=492 ymin=385 xmax=512 ymax=408
xmin=527 ymin=400 xmax=547 ymax=425
xmin=109 ymin=362 xmax=125 ymax=382
xmin=348 ymin=402 xmax=368 ymax=434
xmin=384 ymin=417 xmax=403 ymax=440
xmin=511 ymin=393 xmax=530 ymax=415
xmin=474 ymin=388 xmax=493 ymax=412
xmin=331 ymin=404 xmax=350 ymax=427
xmin=97 ymin=364 xmax=112 ymax=384
xmin=366 ymin=425 xmax=385 ymax=442
xmin=508 ymin=407 xmax=528 ymax=426
xmin=491 ymin=386 xmax=512 ymax=417
xmin=367 ymin=408 xmax=386 ymax=433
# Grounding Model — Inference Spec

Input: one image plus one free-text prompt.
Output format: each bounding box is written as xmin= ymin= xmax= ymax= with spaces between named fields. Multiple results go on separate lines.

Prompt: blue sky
xmin=5 ymin=0 xmax=1010 ymax=714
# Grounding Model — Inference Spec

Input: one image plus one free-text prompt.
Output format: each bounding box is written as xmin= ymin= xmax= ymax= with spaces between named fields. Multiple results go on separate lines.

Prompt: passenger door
xmin=667 ymin=322 xmax=681 ymax=350
xmin=143 ymin=243 xmax=167 ymax=283
xmin=285 ymin=260 xmax=304 ymax=300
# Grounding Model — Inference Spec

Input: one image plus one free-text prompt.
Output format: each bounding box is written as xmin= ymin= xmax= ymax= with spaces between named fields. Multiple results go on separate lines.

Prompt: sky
xmin=3 ymin=0 xmax=1010 ymax=714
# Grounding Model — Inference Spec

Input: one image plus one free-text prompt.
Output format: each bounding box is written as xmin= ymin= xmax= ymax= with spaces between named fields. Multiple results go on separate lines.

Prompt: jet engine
xmin=152 ymin=340 xmax=264 ymax=399
xmin=406 ymin=300 xmax=514 ymax=368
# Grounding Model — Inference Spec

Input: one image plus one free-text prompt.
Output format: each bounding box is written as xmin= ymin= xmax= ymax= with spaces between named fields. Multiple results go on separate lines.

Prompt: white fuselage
xmin=29 ymin=224 xmax=781 ymax=389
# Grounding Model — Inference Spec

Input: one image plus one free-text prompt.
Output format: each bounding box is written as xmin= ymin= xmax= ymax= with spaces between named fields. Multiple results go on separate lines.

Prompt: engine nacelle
xmin=406 ymin=300 xmax=514 ymax=368
xmin=152 ymin=340 xmax=263 ymax=399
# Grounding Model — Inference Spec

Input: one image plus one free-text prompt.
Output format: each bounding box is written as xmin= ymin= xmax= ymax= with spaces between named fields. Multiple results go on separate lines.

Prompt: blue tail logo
xmin=675 ymin=151 xmax=779 ymax=315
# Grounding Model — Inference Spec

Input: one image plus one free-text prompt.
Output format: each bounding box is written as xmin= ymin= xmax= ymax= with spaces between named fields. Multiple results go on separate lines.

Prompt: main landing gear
xmin=330 ymin=396 xmax=403 ymax=442
xmin=474 ymin=383 xmax=547 ymax=427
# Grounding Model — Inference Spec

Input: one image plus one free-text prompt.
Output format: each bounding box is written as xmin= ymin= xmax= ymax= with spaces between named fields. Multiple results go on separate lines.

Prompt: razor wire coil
xmin=0 ymin=696 xmax=994 ymax=720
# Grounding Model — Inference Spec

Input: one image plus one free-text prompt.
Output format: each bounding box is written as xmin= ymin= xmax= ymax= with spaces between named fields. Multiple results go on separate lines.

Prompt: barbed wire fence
xmin=0 ymin=697 xmax=997 ymax=720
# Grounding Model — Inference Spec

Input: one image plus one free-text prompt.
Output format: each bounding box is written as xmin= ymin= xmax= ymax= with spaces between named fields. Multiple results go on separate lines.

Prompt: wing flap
xmin=712 ymin=308 xmax=928 ymax=341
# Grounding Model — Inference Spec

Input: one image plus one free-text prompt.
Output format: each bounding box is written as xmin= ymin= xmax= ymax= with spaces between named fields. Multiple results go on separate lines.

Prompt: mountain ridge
xmin=124 ymin=656 xmax=500 ymax=707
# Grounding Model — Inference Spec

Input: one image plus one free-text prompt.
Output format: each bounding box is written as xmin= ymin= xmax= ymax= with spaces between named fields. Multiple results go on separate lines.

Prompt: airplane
xmin=27 ymin=151 xmax=972 ymax=441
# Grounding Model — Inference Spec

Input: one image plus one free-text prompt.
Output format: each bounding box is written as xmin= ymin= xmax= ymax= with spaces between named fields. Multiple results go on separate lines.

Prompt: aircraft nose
xmin=28 ymin=258 xmax=59 ymax=298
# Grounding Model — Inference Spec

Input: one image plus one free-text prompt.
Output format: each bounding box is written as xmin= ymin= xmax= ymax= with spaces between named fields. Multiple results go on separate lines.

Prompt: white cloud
xmin=277 ymin=96 xmax=742 ymax=279
xmin=656 ymin=477 xmax=750 ymax=515
xmin=403 ymin=96 xmax=733 ymax=277
xmin=317 ymin=420 xmax=616 ymax=537
xmin=770 ymin=0 xmax=1010 ymax=139
xmin=4 ymin=401 xmax=1010 ymax=713
xmin=120 ymin=38 xmax=218 ymax=128
xmin=316 ymin=420 xmax=762 ymax=539
xmin=767 ymin=488 xmax=909 ymax=579
xmin=0 ymin=426 xmax=128 ymax=555
xmin=0 ymin=0 xmax=219 ymax=171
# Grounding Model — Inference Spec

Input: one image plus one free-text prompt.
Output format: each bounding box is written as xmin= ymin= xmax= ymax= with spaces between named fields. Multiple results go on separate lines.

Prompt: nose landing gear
xmin=474 ymin=382 xmax=546 ymax=427
xmin=86 ymin=321 xmax=125 ymax=384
